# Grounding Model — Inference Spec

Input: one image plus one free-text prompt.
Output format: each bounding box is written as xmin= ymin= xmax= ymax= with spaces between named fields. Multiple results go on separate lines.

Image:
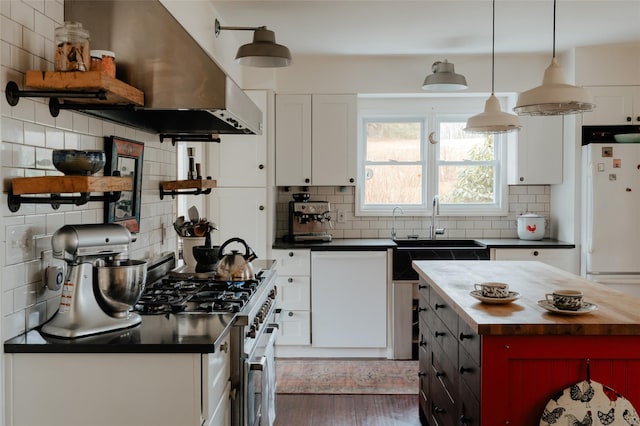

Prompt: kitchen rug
xmin=275 ymin=359 xmax=418 ymax=394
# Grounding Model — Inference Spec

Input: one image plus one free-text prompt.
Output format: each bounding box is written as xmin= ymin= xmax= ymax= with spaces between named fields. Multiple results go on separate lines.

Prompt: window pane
xmin=440 ymin=124 xmax=495 ymax=162
xmin=438 ymin=165 xmax=495 ymax=204
xmin=366 ymin=122 xmax=421 ymax=162
xmin=364 ymin=164 xmax=423 ymax=205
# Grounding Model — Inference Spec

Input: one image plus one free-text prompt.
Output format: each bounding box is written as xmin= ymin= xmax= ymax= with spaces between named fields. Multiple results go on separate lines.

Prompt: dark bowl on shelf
xmin=52 ymin=150 xmax=106 ymax=176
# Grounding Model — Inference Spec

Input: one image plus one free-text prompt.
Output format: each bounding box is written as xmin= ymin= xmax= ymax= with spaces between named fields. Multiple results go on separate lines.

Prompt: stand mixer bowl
xmin=94 ymin=260 xmax=147 ymax=318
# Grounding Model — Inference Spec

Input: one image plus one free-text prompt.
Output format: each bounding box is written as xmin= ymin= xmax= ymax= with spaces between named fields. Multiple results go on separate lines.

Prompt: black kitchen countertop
xmin=4 ymin=313 xmax=236 ymax=354
xmin=273 ymin=237 xmax=574 ymax=250
xmin=4 ymin=259 xmax=279 ymax=354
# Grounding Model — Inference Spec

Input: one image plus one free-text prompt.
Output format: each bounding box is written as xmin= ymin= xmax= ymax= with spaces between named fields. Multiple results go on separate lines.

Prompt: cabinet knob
xmin=305 ymin=178 xmax=310 ymax=183
xmin=435 ymin=371 xmax=445 ymax=379
xmin=418 ymin=306 xmax=427 ymax=312
xmin=419 ymin=339 xmax=427 ymax=347
xmin=418 ymin=371 xmax=427 ymax=377
xmin=288 ymin=277 xmax=293 ymax=283
xmin=459 ymin=366 xmax=472 ymax=375
xmin=258 ymin=164 xmax=264 ymax=170
xmin=288 ymin=311 xmax=294 ymax=317
xmin=288 ymin=251 xmax=294 ymax=257
xmin=259 ymin=205 xmax=265 ymax=211
xmin=532 ymin=250 xmax=539 ymax=256
xmin=349 ymin=178 xmax=355 ymax=183
xmin=418 ymin=284 xmax=427 ymax=290
xmin=434 ymin=331 xmax=446 ymax=338
xmin=637 ymin=116 xmax=640 ymax=122
xmin=519 ymin=176 xmax=525 ymax=182
xmin=627 ymin=116 xmax=633 ymax=122
xmin=220 ymin=342 xmax=229 ymax=353
xmin=433 ymin=406 xmax=445 ymax=414
xmin=435 ymin=303 xmax=445 ymax=310
xmin=459 ymin=332 xmax=474 ymax=341
xmin=460 ymin=415 xmax=472 ymax=425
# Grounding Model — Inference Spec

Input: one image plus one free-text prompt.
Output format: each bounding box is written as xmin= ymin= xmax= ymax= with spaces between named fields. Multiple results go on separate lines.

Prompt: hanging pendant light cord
xmin=552 ymin=0 xmax=556 ymax=58
xmin=491 ymin=0 xmax=495 ymax=95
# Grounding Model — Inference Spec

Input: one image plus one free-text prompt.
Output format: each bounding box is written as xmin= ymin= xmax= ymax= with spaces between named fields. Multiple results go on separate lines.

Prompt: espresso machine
xmin=41 ymin=224 xmax=147 ymax=338
xmin=288 ymin=193 xmax=333 ymax=242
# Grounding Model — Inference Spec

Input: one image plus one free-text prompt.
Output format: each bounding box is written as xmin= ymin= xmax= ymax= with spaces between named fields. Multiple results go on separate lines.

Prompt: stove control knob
xmin=247 ymin=326 xmax=256 ymax=339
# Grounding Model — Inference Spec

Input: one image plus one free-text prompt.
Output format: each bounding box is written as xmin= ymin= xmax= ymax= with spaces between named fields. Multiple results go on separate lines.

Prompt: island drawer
xmin=458 ymin=318 xmax=480 ymax=365
xmin=429 ymin=304 xmax=457 ymax=358
xmin=430 ymin=372 xmax=457 ymax=426
xmin=459 ymin=379 xmax=481 ymax=426
xmin=429 ymin=290 xmax=458 ymax=335
xmin=458 ymin=345 xmax=480 ymax=401
xmin=431 ymin=338 xmax=458 ymax=406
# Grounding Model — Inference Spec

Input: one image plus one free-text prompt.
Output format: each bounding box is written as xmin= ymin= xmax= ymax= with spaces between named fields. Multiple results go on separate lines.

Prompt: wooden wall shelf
xmin=5 ymin=71 xmax=144 ymax=118
xmin=159 ymin=178 xmax=217 ymax=199
xmin=9 ymin=175 xmax=132 ymax=212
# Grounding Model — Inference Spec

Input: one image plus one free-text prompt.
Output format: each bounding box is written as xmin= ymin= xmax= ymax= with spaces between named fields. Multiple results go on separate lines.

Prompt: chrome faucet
xmin=430 ymin=195 xmax=445 ymax=240
xmin=391 ymin=206 xmax=404 ymax=240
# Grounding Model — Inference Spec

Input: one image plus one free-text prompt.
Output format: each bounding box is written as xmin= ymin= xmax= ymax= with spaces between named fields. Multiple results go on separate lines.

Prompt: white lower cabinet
xmin=272 ymin=249 xmax=311 ymax=346
xmin=5 ymin=335 xmax=230 ymax=426
xmin=491 ymin=247 xmax=578 ymax=274
xmin=311 ymin=251 xmax=387 ymax=348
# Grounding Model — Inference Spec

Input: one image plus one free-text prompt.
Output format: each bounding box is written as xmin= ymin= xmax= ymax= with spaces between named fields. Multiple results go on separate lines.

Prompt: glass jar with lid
xmin=54 ymin=22 xmax=90 ymax=71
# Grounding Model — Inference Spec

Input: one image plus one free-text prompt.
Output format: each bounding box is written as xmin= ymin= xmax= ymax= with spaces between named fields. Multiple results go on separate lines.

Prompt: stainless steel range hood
xmin=65 ymin=0 xmax=262 ymax=136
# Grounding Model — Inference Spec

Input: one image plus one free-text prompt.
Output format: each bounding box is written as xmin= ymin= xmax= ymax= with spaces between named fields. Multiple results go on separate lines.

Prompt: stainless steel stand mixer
xmin=41 ymin=224 xmax=147 ymax=338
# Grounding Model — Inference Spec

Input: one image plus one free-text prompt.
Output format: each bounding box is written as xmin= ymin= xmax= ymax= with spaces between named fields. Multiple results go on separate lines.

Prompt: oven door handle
xmin=249 ymin=327 xmax=278 ymax=371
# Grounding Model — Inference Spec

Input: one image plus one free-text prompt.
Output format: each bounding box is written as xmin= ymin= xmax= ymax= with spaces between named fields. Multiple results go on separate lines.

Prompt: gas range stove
xmin=135 ymin=273 xmax=262 ymax=315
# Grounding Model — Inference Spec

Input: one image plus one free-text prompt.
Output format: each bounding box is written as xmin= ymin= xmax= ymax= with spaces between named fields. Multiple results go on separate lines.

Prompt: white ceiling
xmin=212 ymin=0 xmax=640 ymax=57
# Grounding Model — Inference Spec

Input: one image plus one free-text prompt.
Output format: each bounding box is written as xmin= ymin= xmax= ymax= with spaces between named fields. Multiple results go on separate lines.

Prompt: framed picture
xmin=104 ymin=136 xmax=144 ymax=233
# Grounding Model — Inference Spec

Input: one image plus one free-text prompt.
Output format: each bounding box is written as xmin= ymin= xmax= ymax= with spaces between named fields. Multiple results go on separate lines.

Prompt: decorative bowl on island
xmin=52 ymin=149 xmax=106 ymax=175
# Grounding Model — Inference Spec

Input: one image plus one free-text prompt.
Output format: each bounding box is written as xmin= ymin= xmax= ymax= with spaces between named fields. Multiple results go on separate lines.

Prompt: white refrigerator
xmin=583 ymin=143 xmax=640 ymax=296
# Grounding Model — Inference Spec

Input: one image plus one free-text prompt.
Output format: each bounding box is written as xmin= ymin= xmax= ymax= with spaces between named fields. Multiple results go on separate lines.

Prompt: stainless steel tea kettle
xmin=215 ymin=237 xmax=258 ymax=281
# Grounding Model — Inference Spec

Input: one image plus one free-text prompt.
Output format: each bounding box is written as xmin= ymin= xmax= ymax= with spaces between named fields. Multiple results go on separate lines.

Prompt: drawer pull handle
xmin=418 ymin=306 xmax=427 ymax=312
xmin=435 ymin=303 xmax=445 ymax=310
xmin=419 ymin=339 xmax=427 ymax=347
xmin=460 ymin=415 xmax=472 ymax=425
xmin=435 ymin=331 xmax=446 ymax=338
xmin=435 ymin=371 xmax=445 ymax=378
xmin=418 ymin=372 xmax=427 ymax=377
xmin=418 ymin=284 xmax=427 ymax=289
xmin=459 ymin=332 xmax=474 ymax=341
xmin=220 ymin=342 xmax=229 ymax=353
xmin=433 ymin=406 xmax=445 ymax=414
xmin=459 ymin=366 xmax=472 ymax=375
xmin=288 ymin=277 xmax=293 ymax=283
xmin=288 ymin=311 xmax=294 ymax=317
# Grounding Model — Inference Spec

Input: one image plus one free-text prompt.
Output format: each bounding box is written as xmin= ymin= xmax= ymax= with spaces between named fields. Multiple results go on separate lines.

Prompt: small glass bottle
xmin=54 ymin=22 xmax=90 ymax=71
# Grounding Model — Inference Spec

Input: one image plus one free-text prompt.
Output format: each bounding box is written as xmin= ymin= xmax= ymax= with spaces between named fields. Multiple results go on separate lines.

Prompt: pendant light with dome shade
xmin=422 ymin=59 xmax=468 ymax=91
xmin=214 ymin=18 xmax=292 ymax=68
xmin=464 ymin=0 xmax=522 ymax=134
xmin=513 ymin=0 xmax=594 ymax=115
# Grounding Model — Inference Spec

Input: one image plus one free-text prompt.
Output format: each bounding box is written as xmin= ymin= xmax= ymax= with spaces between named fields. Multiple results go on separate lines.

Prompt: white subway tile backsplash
xmin=10 ymin=44 xmax=30 ymax=72
xmin=3 ymin=289 xmax=15 ymax=313
xmin=3 ymin=311 xmax=26 ymax=338
xmin=44 ymin=1 xmax=63 ymax=26
xmin=44 ymin=126 xmax=63 ymax=147
xmin=72 ymin=113 xmax=89 ymax=134
xmin=1 ymin=16 xmax=23 ymax=47
xmin=3 ymin=262 xmax=26 ymax=291
xmin=23 ymin=0 xmax=45 ymax=14
xmin=10 ymin=92 xmax=35 ymax=121
xmin=22 ymin=26 xmax=45 ymax=58
xmin=34 ymin=10 xmax=54 ymax=40
xmin=44 ymin=212 xmax=65 ymax=234
xmin=2 ymin=116 xmax=24 ymax=143
xmin=5 ymin=224 xmax=35 ymax=265
xmin=10 ymin=1 xmax=35 ymax=31
xmin=55 ymin=109 xmax=73 ymax=130
xmin=1 ymin=0 xmax=10 ymax=18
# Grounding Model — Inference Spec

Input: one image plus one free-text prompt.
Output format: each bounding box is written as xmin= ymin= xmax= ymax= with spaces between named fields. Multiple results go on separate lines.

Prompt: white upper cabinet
xmin=275 ymin=94 xmax=357 ymax=186
xmin=508 ymin=115 xmax=563 ymax=185
xmin=582 ymin=86 xmax=640 ymax=126
xmin=311 ymin=95 xmax=357 ymax=186
xmin=275 ymin=94 xmax=312 ymax=186
xmin=210 ymin=90 xmax=268 ymax=187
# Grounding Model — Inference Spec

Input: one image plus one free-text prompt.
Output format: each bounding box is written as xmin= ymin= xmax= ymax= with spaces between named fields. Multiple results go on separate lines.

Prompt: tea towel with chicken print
xmin=540 ymin=380 xmax=640 ymax=426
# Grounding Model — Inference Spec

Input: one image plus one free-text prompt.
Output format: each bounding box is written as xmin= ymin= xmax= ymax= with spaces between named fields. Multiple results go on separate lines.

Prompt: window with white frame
xmin=356 ymin=97 xmax=509 ymax=216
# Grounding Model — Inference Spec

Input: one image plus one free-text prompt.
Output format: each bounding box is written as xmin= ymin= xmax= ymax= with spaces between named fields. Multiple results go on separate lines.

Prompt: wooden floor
xmin=274 ymin=394 xmax=422 ymax=426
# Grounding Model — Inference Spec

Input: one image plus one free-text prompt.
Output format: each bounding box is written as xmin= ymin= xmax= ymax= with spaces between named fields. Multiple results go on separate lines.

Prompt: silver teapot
xmin=215 ymin=238 xmax=257 ymax=281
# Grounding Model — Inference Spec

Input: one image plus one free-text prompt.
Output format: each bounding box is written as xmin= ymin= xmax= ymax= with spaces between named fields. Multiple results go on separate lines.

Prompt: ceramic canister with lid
xmin=516 ymin=213 xmax=546 ymax=240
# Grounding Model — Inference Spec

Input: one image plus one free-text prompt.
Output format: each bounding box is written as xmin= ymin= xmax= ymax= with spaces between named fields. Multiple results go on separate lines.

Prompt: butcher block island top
xmin=413 ymin=260 xmax=640 ymax=336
